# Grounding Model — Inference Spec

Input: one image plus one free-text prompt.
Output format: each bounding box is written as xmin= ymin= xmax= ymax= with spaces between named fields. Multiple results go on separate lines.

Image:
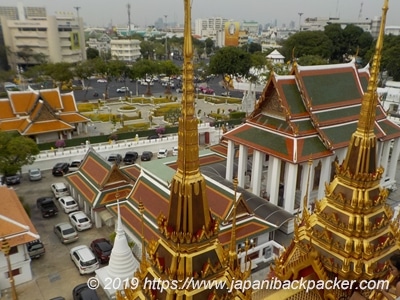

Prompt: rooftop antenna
xmin=335 ymin=0 xmax=340 ymax=18
xmin=73 ymin=6 xmax=80 ymax=19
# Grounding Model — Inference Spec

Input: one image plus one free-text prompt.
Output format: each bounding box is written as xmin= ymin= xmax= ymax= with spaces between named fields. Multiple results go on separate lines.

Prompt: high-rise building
xmin=0 ymin=4 xmax=86 ymax=71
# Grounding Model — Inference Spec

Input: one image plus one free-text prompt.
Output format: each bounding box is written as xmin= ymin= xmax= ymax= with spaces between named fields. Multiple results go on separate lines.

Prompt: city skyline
xmin=3 ymin=0 xmax=400 ymax=29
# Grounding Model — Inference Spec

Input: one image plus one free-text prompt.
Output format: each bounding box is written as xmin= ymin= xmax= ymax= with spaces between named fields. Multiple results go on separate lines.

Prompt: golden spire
xmin=341 ymin=0 xmax=388 ymax=176
xmin=165 ymin=0 xmax=215 ymax=239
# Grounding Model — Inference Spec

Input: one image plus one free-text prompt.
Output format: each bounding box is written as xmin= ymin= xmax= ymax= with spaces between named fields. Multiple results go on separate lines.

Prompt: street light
xmin=1 ymin=238 xmax=18 ymax=300
xmin=298 ymin=12 xmax=303 ymax=31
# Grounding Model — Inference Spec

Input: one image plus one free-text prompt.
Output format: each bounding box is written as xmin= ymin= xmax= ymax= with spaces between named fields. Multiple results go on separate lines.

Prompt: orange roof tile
xmin=0 ymin=119 xmax=26 ymax=132
xmin=61 ymin=93 xmax=78 ymax=112
xmin=59 ymin=113 xmax=90 ymax=123
xmin=0 ymin=186 xmax=40 ymax=247
xmin=0 ymin=99 xmax=15 ymax=119
xmin=40 ymin=89 xmax=63 ymax=110
xmin=23 ymin=120 xmax=74 ymax=134
xmin=9 ymin=91 xmax=38 ymax=115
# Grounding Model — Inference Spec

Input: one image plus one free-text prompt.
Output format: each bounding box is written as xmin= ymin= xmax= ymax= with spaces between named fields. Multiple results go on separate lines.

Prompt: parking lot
xmin=3 ymin=170 xmax=114 ymax=300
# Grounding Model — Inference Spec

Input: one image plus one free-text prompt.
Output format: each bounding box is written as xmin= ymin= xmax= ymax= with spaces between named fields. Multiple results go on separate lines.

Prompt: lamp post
xmin=1 ymin=238 xmax=18 ymax=300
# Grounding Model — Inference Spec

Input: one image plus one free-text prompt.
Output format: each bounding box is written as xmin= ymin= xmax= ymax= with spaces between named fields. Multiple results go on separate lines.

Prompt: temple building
xmin=260 ymin=1 xmax=400 ymax=299
xmin=116 ymin=1 xmax=252 ymax=299
xmin=0 ymin=88 xmax=90 ymax=143
xmin=222 ymin=14 xmax=400 ymax=235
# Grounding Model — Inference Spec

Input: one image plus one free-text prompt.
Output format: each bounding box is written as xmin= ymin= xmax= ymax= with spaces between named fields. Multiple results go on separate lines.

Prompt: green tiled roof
xmin=321 ymin=123 xmax=357 ymax=146
xmin=378 ymin=119 xmax=400 ymax=138
xmin=303 ymin=71 xmax=361 ymax=106
xmin=293 ymin=119 xmax=315 ymax=133
xmin=314 ymin=105 xmax=361 ymax=123
xmin=282 ymin=83 xmax=307 ymax=114
xmin=301 ymin=136 xmax=328 ymax=157
xmin=254 ymin=115 xmax=293 ymax=133
xmin=235 ymin=126 xmax=289 ymax=156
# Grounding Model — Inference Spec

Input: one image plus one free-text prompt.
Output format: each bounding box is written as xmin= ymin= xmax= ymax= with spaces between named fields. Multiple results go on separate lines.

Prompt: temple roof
xmin=223 ymin=60 xmax=400 ymax=163
xmin=0 ymin=88 xmax=90 ymax=136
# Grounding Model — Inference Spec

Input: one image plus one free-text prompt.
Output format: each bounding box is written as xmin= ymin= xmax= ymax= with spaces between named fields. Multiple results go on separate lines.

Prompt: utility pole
xmin=164 ymin=15 xmax=168 ymax=60
xmin=298 ymin=12 xmax=303 ymax=31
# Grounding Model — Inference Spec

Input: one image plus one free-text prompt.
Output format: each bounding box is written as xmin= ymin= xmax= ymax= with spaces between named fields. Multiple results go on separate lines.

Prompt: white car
xmin=97 ymin=78 xmax=107 ymax=83
xmin=69 ymin=211 xmax=92 ymax=231
xmin=51 ymin=182 xmax=70 ymax=199
xmin=70 ymin=245 xmax=99 ymax=274
xmin=58 ymin=196 xmax=79 ymax=213
xmin=157 ymin=148 xmax=168 ymax=159
xmin=172 ymin=146 xmax=179 ymax=156
xmin=28 ymin=168 xmax=42 ymax=181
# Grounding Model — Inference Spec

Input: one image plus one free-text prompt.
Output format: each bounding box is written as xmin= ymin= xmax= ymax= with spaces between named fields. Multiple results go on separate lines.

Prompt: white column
xmin=267 ymin=156 xmax=281 ymax=206
xmin=388 ymin=138 xmax=400 ymax=181
xmin=318 ymin=157 xmax=331 ymax=200
xmin=237 ymin=145 xmax=248 ymax=188
xmin=226 ymin=140 xmax=235 ymax=181
xmin=380 ymin=140 xmax=391 ymax=179
xmin=251 ymin=150 xmax=265 ymax=196
xmin=299 ymin=162 xmax=311 ymax=212
xmin=283 ymin=163 xmax=298 ymax=213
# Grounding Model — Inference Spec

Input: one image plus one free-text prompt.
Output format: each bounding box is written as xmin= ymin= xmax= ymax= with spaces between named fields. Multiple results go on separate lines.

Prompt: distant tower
xmin=127 ymin=3 xmax=131 ymax=35
xmin=298 ymin=12 xmax=303 ymax=31
xmin=358 ymin=1 xmax=364 ymax=19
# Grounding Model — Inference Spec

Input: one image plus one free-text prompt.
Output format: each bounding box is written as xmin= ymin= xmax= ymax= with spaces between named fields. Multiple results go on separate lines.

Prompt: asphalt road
xmin=73 ymin=76 xmax=244 ymax=102
xmin=5 ymin=171 xmax=112 ymax=300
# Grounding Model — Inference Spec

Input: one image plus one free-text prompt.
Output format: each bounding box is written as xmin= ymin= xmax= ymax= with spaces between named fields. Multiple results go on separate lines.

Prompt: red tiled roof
xmin=0 ymin=186 xmax=39 ymax=247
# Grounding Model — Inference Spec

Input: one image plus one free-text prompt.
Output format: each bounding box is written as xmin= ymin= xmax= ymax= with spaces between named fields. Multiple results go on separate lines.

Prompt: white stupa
xmin=96 ymin=201 xmax=139 ymax=299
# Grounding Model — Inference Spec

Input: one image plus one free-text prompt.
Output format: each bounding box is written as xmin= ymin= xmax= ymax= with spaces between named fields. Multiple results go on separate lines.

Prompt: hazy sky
xmin=3 ymin=0 xmax=399 ymax=28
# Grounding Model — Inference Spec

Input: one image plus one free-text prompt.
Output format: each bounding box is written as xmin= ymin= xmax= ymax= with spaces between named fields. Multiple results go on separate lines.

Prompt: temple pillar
xmin=237 ymin=145 xmax=248 ymax=188
xmin=267 ymin=156 xmax=281 ymax=206
xmin=299 ymin=161 xmax=311 ymax=212
xmin=283 ymin=163 xmax=298 ymax=213
xmin=251 ymin=150 xmax=265 ymax=196
xmin=380 ymin=140 xmax=391 ymax=179
xmin=225 ymin=140 xmax=235 ymax=181
xmin=388 ymin=138 xmax=400 ymax=184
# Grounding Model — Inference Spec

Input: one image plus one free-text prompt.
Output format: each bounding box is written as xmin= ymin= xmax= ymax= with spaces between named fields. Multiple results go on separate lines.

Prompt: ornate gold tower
xmin=118 ymin=1 xmax=250 ymax=299
xmin=272 ymin=0 xmax=400 ymax=299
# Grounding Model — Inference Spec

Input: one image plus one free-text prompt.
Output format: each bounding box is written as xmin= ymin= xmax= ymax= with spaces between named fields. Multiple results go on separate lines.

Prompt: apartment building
xmin=194 ymin=17 xmax=228 ymax=39
xmin=0 ymin=3 xmax=86 ymax=71
xmin=110 ymin=39 xmax=141 ymax=62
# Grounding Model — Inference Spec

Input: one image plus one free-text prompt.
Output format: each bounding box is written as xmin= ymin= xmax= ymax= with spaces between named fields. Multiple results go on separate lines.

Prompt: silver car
xmin=69 ymin=211 xmax=92 ymax=231
xmin=28 ymin=168 xmax=42 ymax=181
xmin=54 ymin=222 xmax=79 ymax=244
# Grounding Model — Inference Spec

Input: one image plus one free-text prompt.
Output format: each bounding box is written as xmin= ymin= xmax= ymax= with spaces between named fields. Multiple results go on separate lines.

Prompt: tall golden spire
xmin=165 ymin=0 xmax=215 ymax=239
xmin=341 ymin=0 xmax=388 ymax=177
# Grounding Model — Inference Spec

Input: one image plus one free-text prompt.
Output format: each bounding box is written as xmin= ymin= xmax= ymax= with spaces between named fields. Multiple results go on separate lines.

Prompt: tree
xmin=86 ymin=47 xmax=99 ymax=60
xmin=298 ymin=55 xmax=327 ymax=66
xmin=208 ymin=46 xmax=252 ymax=88
xmin=74 ymin=60 xmax=96 ymax=99
xmin=204 ymin=38 xmax=214 ymax=56
xmin=281 ymin=31 xmax=333 ymax=61
xmin=158 ymin=60 xmax=180 ymax=94
xmin=130 ymin=59 xmax=160 ymax=96
xmin=0 ymin=131 xmax=40 ymax=175
xmin=43 ymin=62 xmax=74 ymax=89
xmin=324 ymin=24 xmax=346 ymax=62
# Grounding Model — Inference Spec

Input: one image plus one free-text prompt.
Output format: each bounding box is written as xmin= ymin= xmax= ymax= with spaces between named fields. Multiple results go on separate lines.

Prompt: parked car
xmin=28 ymin=168 xmax=42 ymax=181
xmin=27 ymin=240 xmax=45 ymax=259
xmin=116 ymin=87 xmax=129 ymax=93
xmin=52 ymin=162 xmax=69 ymax=176
xmin=157 ymin=148 xmax=168 ymax=159
xmin=123 ymin=151 xmax=139 ymax=165
xmin=36 ymin=197 xmax=58 ymax=218
xmin=58 ymin=196 xmax=79 ymax=214
xmin=141 ymin=151 xmax=153 ymax=161
xmin=72 ymin=283 xmax=100 ymax=300
xmin=51 ymin=182 xmax=70 ymax=198
xmin=107 ymin=154 xmax=122 ymax=165
xmin=54 ymin=222 xmax=79 ymax=244
xmin=221 ymin=91 xmax=230 ymax=96
xmin=147 ymin=135 xmax=159 ymax=140
xmin=90 ymin=238 xmax=113 ymax=264
xmin=172 ymin=146 xmax=179 ymax=156
xmin=70 ymin=245 xmax=99 ymax=275
xmin=69 ymin=160 xmax=82 ymax=172
xmin=69 ymin=211 xmax=92 ymax=231
xmin=200 ymin=87 xmax=214 ymax=94
xmin=96 ymin=78 xmax=107 ymax=83
xmin=3 ymin=174 xmax=21 ymax=185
